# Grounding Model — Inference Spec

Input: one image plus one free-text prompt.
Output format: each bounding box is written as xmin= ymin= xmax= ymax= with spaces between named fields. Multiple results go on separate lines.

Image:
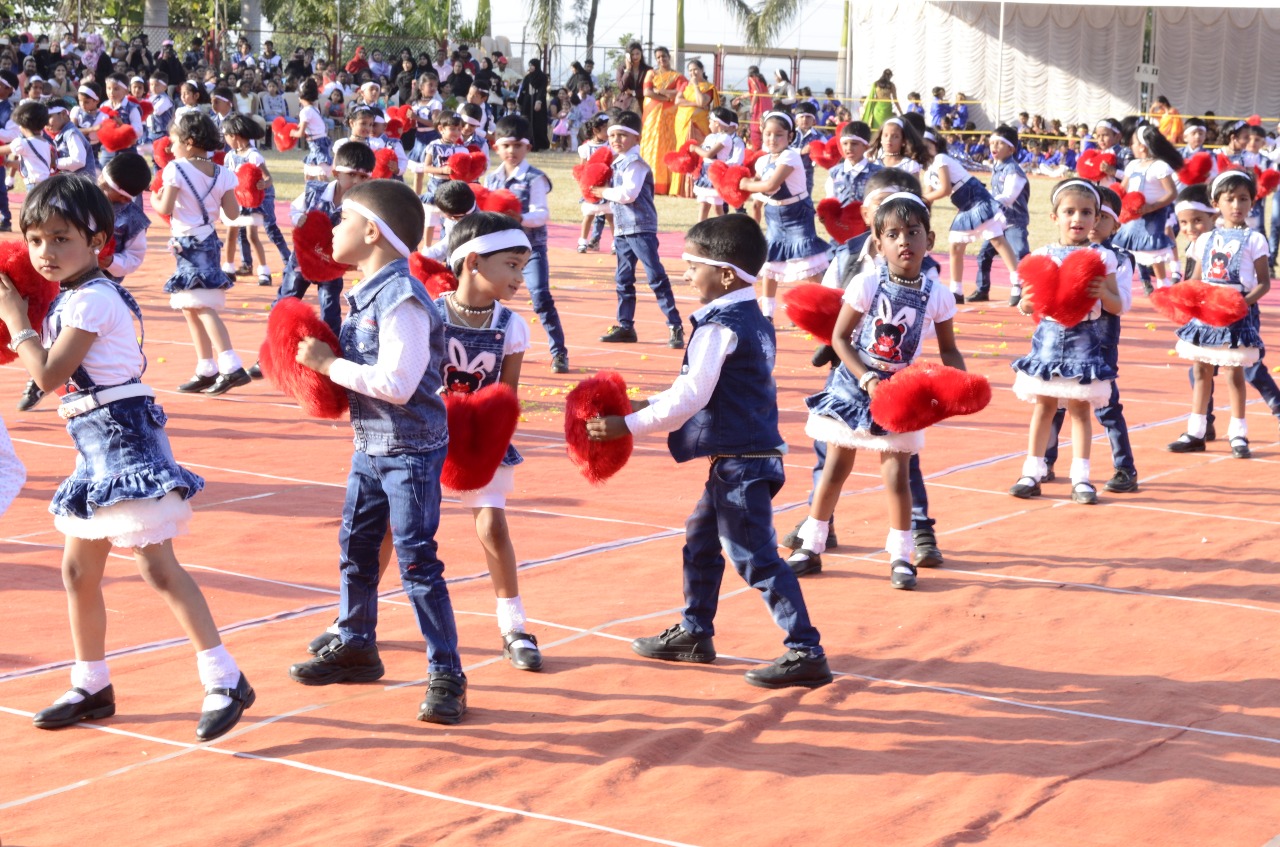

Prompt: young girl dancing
xmin=0 ymin=174 xmax=253 ymax=740
xmin=295 ymin=80 xmax=332 ymax=181
xmin=1168 ymin=170 xmax=1271 ymax=459
xmin=796 ymin=193 xmax=964 ymax=590
xmin=866 ymin=116 xmax=928 ymax=177
xmin=1009 ymin=179 xmax=1123 ymax=504
xmin=1112 ymin=123 xmax=1183 ymax=288
xmin=691 ymin=106 xmax=746 ymax=221
xmin=154 ymin=111 xmax=252 ymax=395
xmin=221 ymin=115 xmax=288 ymax=288
xmin=737 ymin=110 xmax=830 ymax=320
xmin=576 ymin=112 xmax=613 ymax=252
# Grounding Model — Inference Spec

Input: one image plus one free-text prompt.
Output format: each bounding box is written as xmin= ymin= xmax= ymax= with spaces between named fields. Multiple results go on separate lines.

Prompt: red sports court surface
xmin=2 ymin=207 xmax=1279 ymax=847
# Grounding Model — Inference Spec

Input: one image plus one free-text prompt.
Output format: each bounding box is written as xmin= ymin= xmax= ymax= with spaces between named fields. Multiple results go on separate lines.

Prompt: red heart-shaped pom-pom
xmin=662 ymin=139 xmax=702 ymax=175
xmin=576 ymin=162 xmax=613 ymax=201
xmin=234 ymin=163 xmax=265 ymax=209
xmin=1119 ymin=191 xmax=1145 ymax=223
xmin=1259 ymin=170 xmax=1280 ymax=199
xmin=385 ymin=118 xmax=405 ymax=139
xmin=152 ymin=136 xmax=174 ymax=169
xmin=371 ymin=147 xmax=399 ymax=179
xmin=1177 ymin=150 xmax=1212 ymax=186
xmin=0 ymin=240 xmax=59 ymax=365
xmin=211 ymin=150 xmax=226 ymax=166
xmin=564 ymin=371 xmax=633 ymax=484
xmin=259 ymin=297 xmax=348 ymax=419
xmin=128 ymin=95 xmax=153 ymax=120
xmin=709 ymin=161 xmax=752 ymax=209
xmin=1152 ymin=280 xmax=1248 ymax=328
xmin=97 ymin=235 xmax=117 ymax=269
xmin=449 ymin=150 xmax=488 ymax=183
xmin=1076 ymin=149 xmax=1103 ymax=181
xmin=870 ymin=362 xmax=992 ymax=433
xmin=1052 ymin=248 xmax=1107 ymax=328
xmin=808 ymin=137 xmax=842 ymax=171
xmin=292 ymin=210 xmax=351 ymax=281
xmin=478 ymin=188 xmax=523 ymax=218
xmin=782 ymin=283 xmax=844 ymax=345
xmin=743 ymin=148 xmax=766 ymax=171
xmin=272 ymin=116 xmax=299 ymax=151
xmin=1017 ymin=254 xmax=1060 ymax=323
xmin=96 ymin=120 xmax=138 ymax=152
xmin=816 ymin=197 xmax=866 ymax=245
xmin=441 ymin=383 xmax=521 ymax=492
xmin=408 ymin=253 xmax=459 ymax=299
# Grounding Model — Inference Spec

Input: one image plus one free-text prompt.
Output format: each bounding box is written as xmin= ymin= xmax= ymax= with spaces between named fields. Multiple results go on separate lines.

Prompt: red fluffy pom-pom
xmin=441 ymin=383 xmax=520 ymax=492
xmin=1055 ymin=248 xmax=1107 ymax=328
xmin=1216 ymin=152 xmax=1233 ymax=175
xmin=782 ymin=283 xmax=844 ymax=345
xmin=576 ymin=161 xmax=613 ymax=201
xmin=870 ymin=362 xmax=992 ymax=433
xmin=292 ymin=210 xmax=351 ymax=281
xmin=96 ymin=120 xmax=137 ymax=152
xmin=234 ymin=163 xmax=265 ymax=209
xmin=386 ymin=118 xmax=405 ymax=139
xmin=1259 ymin=170 xmax=1280 ymax=199
xmin=0 ymin=240 xmax=58 ymax=365
xmin=259 ymin=297 xmax=348 ymax=419
xmin=563 ymin=371 xmax=633 ymax=484
xmin=128 ymin=95 xmax=153 ymax=120
xmin=808 ymin=137 xmax=842 ymax=171
xmin=148 ymin=171 xmax=170 ymax=223
xmin=408 ymin=253 xmax=459 ymax=299
xmin=1178 ymin=150 xmax=1212 ymax=185
xmin=1076 ymin=149 xmax=1104 ymax=181
xmin=447 ymin=150 xmax=488 ymax=182
xmin=212 ymin=150 xmax=226 ymax=166
xmin=1119 ymin=191 xmax=1145 ymax=223
xmin=271 ymin=116 xmax=298 ymax=151
xmin=1151 ymin=280 xmax=1248 ymax=328
xmin=97 ymin=235 xmax=116 ymax=269
xmin=477 ymin=187 xmax=523 ymax=218
xmin=1017 ymin=254 xmax=1061 ymax=323
xmin=709 ymin=161 xmax=752 ymax=209
xmin=742 ymin=148 xmax=766 ymax=171
xmin=816 ymin=197 xmax=866 ymax=245
xmin=371 ymin=148 xmax=399 ymax=179
xmin=152 ymin=136 xmax=174 ymax=169
xmin=663 ymin=139 xmax=702 ymax=175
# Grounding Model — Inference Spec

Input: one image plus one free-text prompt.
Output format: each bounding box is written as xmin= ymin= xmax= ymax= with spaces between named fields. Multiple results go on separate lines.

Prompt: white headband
xmin=843 ymin=133 xmax=869 ymax=146
xmin=78 ymin=85 xmax=99 ymax=100
xmin=864 ymin=185 xmax=908 ymax=203
xmin=1175 ymin=200 xmax=1217 ymax=216
xmin=130 ymin=76 xmax=145 ymax=85
xmin=448 ymin=228 xmax=532 ymax=268
xmin=1211 ymin=169 xmax=1252 ymax=198
xmin=989 ymin=134 xmax=1014 ymax=150
xmin=361 ymin=81 xmax=380 ymax=90
xmin=883 ymin=117 xmax=903 ymax=129
xmin=343 ymin=199 xmax=413 ymax=258
xmin=1101 ymin=205 xmax=1120 ymax=223
xmin=763 ymin=110 xmax=793 ymax=129
xmin=1095 ymin=120 xmax=1119 ymax=133
xmin=47 ymin=104 xmax=67 ymax=114
xmin=102 ymin=170 xmax=133 ymax=200
xmin=608 ymin=124 xmax=639 ymax=136
xmin=333 ymin=165 xmax=371 ymax=175
xmin=1050 ymin=179 xmax=1101 ymax=206
xmin=212 ymin=94 xmax=231 ymax=103
xmin=457 ymin=112 xmax=481 ymax=127
xmin=881 ymin=191 xmax=927 ymax=208
xmin=923 ymin=130 xmax=939 ymax=143
xmin=681 ymin=252 xmax=757 ymax=284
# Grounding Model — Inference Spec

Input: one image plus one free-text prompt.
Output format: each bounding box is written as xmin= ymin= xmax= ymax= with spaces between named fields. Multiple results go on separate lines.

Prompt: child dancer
xmin=153 ymin=111 xmax=252 ymax=395
xmin=458 ymin=103 xmax=490 ymax=157
xmin=691 ymin=106 xmax=746 ymax=221
xmin=289 ymin=179 xmax=468 ymax=725
xmin=738 ymin=110 xmax=830 ymax=320
xmin=296 ymin=80 xmax=332 ymax=181
xmin=418 ymin=112 xmax=469 ymax=247
xmin=0 ymin=71 xmax=15 ymax=231
xmin=794 ymin=193 xmax=962 ymax=589
xmin=485 ymin=114 xmax=569 ymax=373
xmin=99 ymin=152 xmax=153 ymax=281
xmin=146 ymin=72 xmax=174 ymax=151
xmin=1168 ymin=170 xmax=1271 ymax=459
xmin=1009 ymin=179 xmax=1122 ymax=504
xmin=173 ymin=80 xmax=202 ymax=124
xmin=221 ymin=115 xmax=287 ymax=288
xmin=0 ymin=102 xmax=55 ymax=189
xmin=49 ymin=98 xmax=97 ymax=179
xmin=1112 ymin=123 xmax=1183 ymax=289
xmin=586 ymin=213 xmax=832 ymax=688
xmin=867 ymin=116 xmax=928 ymax=176
xmin=0 ymin=174 xmax=252 ymax=740
xmin=823 ymin=121 xmax=880 ymax=211
xmin=790 ymin=101 xmax=824 ymax=195
xmin=575 ymin=112 xmax=613 ymax=252
xmin=972 ymin=125 xmax=1030 ymax=305
xmin=332 ymin=103 xmax=376 ymax=158
xmin=592 ymin=110 xmax=684 ymax=347
xmin=407 ymin=74 xmax=444 ymax=195
xmin=920 ymin=126 xmax=1020 ymax=305
xmin=370 ymin=111 xmax=407 ymax=178
xmin=100 ymin=74 xmax=144 ymax=167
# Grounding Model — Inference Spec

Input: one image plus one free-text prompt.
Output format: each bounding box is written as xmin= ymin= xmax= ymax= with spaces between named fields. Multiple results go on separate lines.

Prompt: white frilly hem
xmin=169 ymin=289 xmax=226 ymax=311
xmin=455 ymin=464 xmax=515 ymax=508
xmin=693 ymin=186 xmax=725 ymax=205
xmin=580 ymin=201 xmax=608 ymax=215
xmin=949 ymin=213 xmax=1007 ymax=244
xmin=303 ymin=163 xmax=332 ymax=179
xmin=54 ymin=491 xmax=192 ymax=549
xmin=406 ymin=160 xmax=426 ymax=174
xmin=1012 ymin=372 xmax=1113 ymax=408
xmin=1131 ymin=248 xmax=1174 ymax=267
xmin=761 ymin=253 xmax=831 ymax=284
xmin=805 ymin=413 xmax=924 ymax=455
xmin=1175 ymin=339 xmax=1260 ymax=367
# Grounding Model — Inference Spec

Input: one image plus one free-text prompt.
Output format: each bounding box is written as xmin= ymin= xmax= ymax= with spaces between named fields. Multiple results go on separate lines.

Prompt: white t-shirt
xmin=1191 ymin=229 xmax=1270 ymax=291
xmin=299 ymin=104 xmax=326 ymax=138
xmin=11 ymin=136 xmax=54 ymax=184
xmin=754 ymin=147 xmax=807 ymax=198
xmin=162 ymin=160 xmax=238 ymax=238
xmin=843 ymin=269 xmax=957 ymax=355
xmin=42 ymin=283 xmax=144 ymax=386
xmin=926 ymin=152 xmax=971 ymax=195
xmin=1123 ymin=159 xmax=1175 ymax=203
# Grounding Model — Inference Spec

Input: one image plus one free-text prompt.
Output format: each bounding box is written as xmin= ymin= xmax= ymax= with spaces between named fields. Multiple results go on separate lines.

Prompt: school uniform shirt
xmin=326 ymin=279 xmax=436 ymax=405
xmin=1190 ymin=229 xmax=1270 ymax=292
xmin=925 ymin=152 xmax=973 ymax=196
xmin=10 ymin=135 xmax=55 ymax=184
xmin=147 ymin=92 xmax=173 ymax=134
xmin=332 ymin=136 xmax=370 ymax=157
xmin=290 ymin=180 xmax=338 ymax=227
xmin=53 ymin=124 xmax=94 ymax=172
xmin=107 ymin=201 xmax=150 ymax=279
xmin=299 ymin=104 xmax=327 ymax=139
xmin=371 ymin=134 xmax=408 ymax=174
xmin=40 ymin=282 xmax=144 ymax=385
xmin=161 ymin=160 xmax=237 ymax=239
xmin=105 ymin=97 xmax=145 ymax=139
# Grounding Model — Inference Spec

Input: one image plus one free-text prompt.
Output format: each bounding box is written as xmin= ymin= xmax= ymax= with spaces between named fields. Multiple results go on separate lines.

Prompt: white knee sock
xmin=59 ymin=659 xmax=111 ymax=703
xmin=1009 ymin=271 xmax=1021 ymax=295
xmin=1070 ymin=457 xmax=1091 ymax=486
xmin=196 ymin=358 xmax=218 ymax=378
xmin=1229 ymin=417 xmax=1248 ymax=440
xmin=885 ymin=528 xmax=914 ymax=562
xmin=758 ymin=296 xmax=775 ymax=318
xmin=216 ymin=350 xmax=243 ymax=374
xmin=256 ymin=264 xmax=271 ymax=277
xmin=1020 ymin=455 xmax=1048 ymax=480
xmin=197 ymin=644 xmax=241 ymax=712
xmin=496 ymin=595 xmax=527 ymax=635
xmin=797 ymin=517 xmax=829 ymax=554
xmin=221 ymin=261 xmax=236 ymax=273
xmin=1187 ymin=413 xmax=1207 ymax=439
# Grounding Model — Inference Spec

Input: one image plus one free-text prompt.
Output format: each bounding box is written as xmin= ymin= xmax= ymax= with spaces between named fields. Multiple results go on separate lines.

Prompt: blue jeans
xmin=337 ymin=448 xmax=462 ymax=675
xmin=523 ymin=246 xmax=567 ymax=358
xmin=808 ymin=439 xmax=934 ymax=531
xmin=1045 ymin=381 xmax=1136 ymax=475
xmin=1192 ymin=358 xmax=1280 ymax=427
xmin=681 ymin=457 xmax=823 ymax=655
xmin=614 ymin=232 xmax=681 ymax=329
xmin=588 ymin=213 xmax=607 ymax=243
xmin=238 ymin=195 xmax=293 ymax=266
xmin=973 ymin=225 xmax=1029 ymax=295
xmin=278 ymin=263 xmax=343 ymax=337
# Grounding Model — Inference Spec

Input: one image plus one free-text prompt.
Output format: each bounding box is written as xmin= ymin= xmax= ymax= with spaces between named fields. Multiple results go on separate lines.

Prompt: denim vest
xmin=484 ymin=163 xmax=551 ymax=250
xmin=435 ymin=297 xmax=522 ymax=466
xmin=830 ymin=160 xmax=881 ymax=205
xmin=790 ymin=128 xmax=823 ymax=194
xmin=55 ymin=124 xmax=97 ymax=180
xmin=148 ymin=94 xmax=174 ymax=138
xmin=991 ymin=159 xmax=1030 ymax=227
xmin=341 ymin=259 xmax=448 ymax=455
xmin=112 ymin=199 xmax=151 ymax=255
xmin=609 ymin=149 xmax=658 ymax=236
xmin=668 ymin=297 xmax=782 ymax=462
xmin=303 ymin=179 xmax=340 ymax=222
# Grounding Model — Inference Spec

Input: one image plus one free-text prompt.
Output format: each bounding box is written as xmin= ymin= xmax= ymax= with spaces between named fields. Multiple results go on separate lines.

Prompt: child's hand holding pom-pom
xmin=292 ymin=210 xmax=352 ymax=281
xmin=371 ymin=148 xmax=399 ymax=179
xmin=259 ymin=297 xmax=348 ymax=419
xmin=564 ymin=371 xmax=633 ymax=483
xmin=1119 ymin=191 xmax=1145 ymax=223
xmin=271 ymin=116 xmax=299 ymax=151
xmin=1151 ymin=280 xmax=1248 ymax=327
xmin=0 ymin=240 xmax=60 ymax=365
xmin=869 ymin=362 xmax=992 ymax=433
xmin=234 ymin=163 xmax=265 ymax=209
xmin=816 ymin=197 xmax=866 ymax=244
xmin=709 ymin=161 xmax=752 ymax=209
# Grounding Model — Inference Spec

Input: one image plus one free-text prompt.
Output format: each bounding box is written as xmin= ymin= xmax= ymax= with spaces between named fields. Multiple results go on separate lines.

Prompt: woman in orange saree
xmin=672 ymin=59 xmax=718 ymax=196
xmin=640 ymin=47 xmax=686 ymax=195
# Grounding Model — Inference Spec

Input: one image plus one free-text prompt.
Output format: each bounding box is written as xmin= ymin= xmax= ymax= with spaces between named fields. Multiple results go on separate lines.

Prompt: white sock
xmin=196 ymin=357 xmax=218 ymax=378
xmin=221 ymin=261 xmax=236 ymax=273
xmin=950 ymin=281 xmax=963 ymax=294
xmin=758 ymin=296 xmax=776 ymax=318
xmin=1228 ymin=417 xmax=1248 ymax=440
xmin=58 ymin=659 xmax=111 ymax=704
xmin=1009 ymin=271 xmax=1021 ymax=295
xmin=216 ymin=350 xmax=243 ymax=373
xmin=495 ymin=595 xmax=527 ymax=635
xmin=885 ymin=528 xmax=914 ymax=562
xmin=1020 ymin=455 xmax=1048 ymax=481
xmin=197 ymin=644 xmax=241 ymax=712
xmin=577 ymin=237 xmax=588 ymax=247
xmin=796 ymin=517 xmax=829 ymax=554
xmin=1187 ymin=413 xmax=1207 ymax=439
xmin=256 ymin=264 xmax=271 ymax=277
xmin=1070 ymin=457 xmax=1091 ymax=486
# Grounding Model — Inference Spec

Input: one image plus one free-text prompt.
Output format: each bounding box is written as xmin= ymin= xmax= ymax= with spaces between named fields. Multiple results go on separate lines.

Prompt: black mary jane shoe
xmin=1230 ymin=436 xmax=1252 ymax=459
xmin=33 ymin=685 xmax=116 ymax=729
xmin=1167 ymin=433 xmax=1206 ymax=453
xmin=786 ymin=548 xmax=823 ymax=577
xmin=1009 ymin=476 xmax=1042 ymax=499
xmin=890 ymin=560 xmax=918 ymax=590
xmin=177 ymin=374 xmax=218 ymax=393
xmin=196 ymin=673 xmax=255 ymax=741
xmin=1071 ymin=482 xmax=1099 ymax=505
xmin=202 ymin=368 xmax=253 ymax=396
xmin=502 ymin=631 xmax=544 ymax=672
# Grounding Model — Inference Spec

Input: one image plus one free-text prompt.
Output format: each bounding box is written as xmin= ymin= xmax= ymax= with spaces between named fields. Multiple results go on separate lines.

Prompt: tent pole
xmin=996 ymin=0 xmax=1005 ymax=125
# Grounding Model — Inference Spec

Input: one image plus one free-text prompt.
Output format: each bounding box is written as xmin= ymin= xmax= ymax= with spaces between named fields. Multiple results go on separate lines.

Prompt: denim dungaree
xmin=437 ymin=298 xmax=522 ymax=469
xmin=163 ymin=162 xmax=234 ymax=296
xmin=1112 ymin=164 xmax=1175 ymax=258
xmin=1176 ymin=228 xmax=1264 ymax=353
xmin=1011 ymin=244 xmax=1115 ymax=387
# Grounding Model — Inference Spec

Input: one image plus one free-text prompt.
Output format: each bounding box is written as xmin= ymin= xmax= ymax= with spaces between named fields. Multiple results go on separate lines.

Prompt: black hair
xmin=150 ymin=70 xmax=168 ymax=85
xmin=458 ymin=102 xmax=484 ymax=123
xmin=1211 ymin=169 xmax=1257 ymax=202
xmin=991 ymin=124 xmax=1019 ymax=152
xmin=447 ymin=210 xmax=529 ymax=275
xmin=841 ymin=120 xmax=871 ymax=142
xmin=102 ymin=151 xmax=152 ymax=197
xmin=685 ymin=214 xmax=765 ymax=278
xmin=172 ymin=111 xmax=223 ymax=152
xmin=611 ymin=109 xmax=642 ymax=135
xmin=222 ymin=113 xmax=264 ymax=140
xmin=1097 ymin=185 xmax=1122 ymax=217
xmin=1133 ymin=122 xmax=1184 ymax=173
xmin=0 ymin=70 xmax=18 ymax=90
xmin=1184 ymin=117 xmax=1206 ymax=130
xmin=345 ymin=179 xmax=425 ymax=253
xmin=1050 ymin=178 xmax=1100 ymax=211
xmin=873 ymin=194 xmax=930 ymax=237
xmin=435 ymin=180 xmax=477 ymax=215
xmin=12 ymin=101 xmax=48 ymax=132
xmin=865 ymin=166 xmax=923 ymax=198
xmin=1175 ymin=183 xmax=1211 ymax=209
xmin=20 ymin=173 xmax=113 ymax=243
xmin=211 ymin=85 xmax=235 ymax=106
xmin=1118 ymin=115 xmax=1146 ymax=144
xmin=793 ymin=101 xmax=817 ymax=118
xmin=711 ymin=106 xmax=738 ymax=127
xmin=48 ymin=96 xmax=75 ymax=115
xmin=761 ymin=110 xmax=794 ymax=140
xmin=493 ymin=114 xmax=530 ymax=141
xmin=333 ymin=140 xmax=376 ymax=173
xmin=107 ymin=72 xmax=128 ymax=89
xmin=347 ymin=103 xmax=375 ymax=123
xmin=299 ymin=79 xmax=319 ymax=102
xmin=1248 ymin=124 xmax=1267 ymax=139
xmin=435 ymin=111 xmax=463 ymax=129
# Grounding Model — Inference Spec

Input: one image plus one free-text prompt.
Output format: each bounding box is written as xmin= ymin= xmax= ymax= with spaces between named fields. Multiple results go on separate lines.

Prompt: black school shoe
xmin=744 ymin=650 xmax=833 ymax=689
xmin=203 ymin=368 xmax=253 ymax=396
xmin=1205 ymin=421 xmax=1217 ymax=442
xmin=786 ymin=549 xmax=822 ymax=577
xmin=1230 ymin=436 xmax=1252 ymax=459
xmin=307 ymin=618 xmax=340 ymax=655
xmin=196 ymin=673 xmax=255 ymax=741
xmin=1071 ymin=482 xmax=1099 ymax=505
xmin=248 ymin=362 xmax=264 ymax=380
xmin=780 ymin=519 xmax=838 ymax=551
xmin=1008 ymin=291 xmax=1022 ymax=308
xmin=1167 ymin=433 xmax=1206 ymax=453
xmin=913 ymin=528 xmax=943 ymax=567
xmin=600 ymin=325 xmax=638 ymax=343
xmin=668 ymin=324 xmax=685 ymax=349
xmin=33 ymin=685 xmax=116 ymax=729
xmin=418 ymin=672 xmax=467 ymax=725
xmin=890 ymin=560 xmax=918 ymax=590
xmin=551 ymin=353 xmax=570 ymax=374
xmin=177 ymin=373 xmax=218 ymax=392
xmin=965 ymin=290 xmax=990 ymax=303
xmin=16 ymin=378 xmax=44 ymax=411
xmin=502 ymin=631 xmax=543 ymax=672
xmin=1009 ymin=476 xmax=1042 ymax=498
xmin=631 ymin=623 xmax=716 ymax=663
xmin=1104 ymin=468 xmax=1139 ymax=493
xmin=289 ymin=640 xmax=385 ymax=685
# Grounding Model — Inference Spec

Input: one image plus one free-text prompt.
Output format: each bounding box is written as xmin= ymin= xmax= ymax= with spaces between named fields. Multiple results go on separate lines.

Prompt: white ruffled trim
xmin=579 ymin=200 xmax=608 ymax=215
xmin=692 ymin=185 xmax=725 ymax=205
xmin=54 ymin=490 xmax=192 ymax=549
xmin=949 ymin=212 xmax=1007 ymax=244
xmin=303 ymin=163 xmax=332 ymax=178
xmin=169 ymin=289 xmax=227 ymax=311
xmin=1175 ymin=339 xmax=1260 ymax=367
xmin=1131 ymin=248 xmax=1175 ymax=267
xmin=805 ymin=413 xmax=924 ymax=454
xmin=761 ymin=252 xmax=831 ymax=284
xmin=1012 ymin=372 xmax=1113 ymax=408
xmin=406 ymin=160 xmax=427 ymax=174
xmin=456 ymin=464 xmax=516 ymax=507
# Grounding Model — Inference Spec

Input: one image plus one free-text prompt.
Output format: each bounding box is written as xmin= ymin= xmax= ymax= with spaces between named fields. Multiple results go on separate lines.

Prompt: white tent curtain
xmin=847 ymin=1 xmax=1146 ymax=127
xmin=1154 ymin=7 xmax=1280 ymax=122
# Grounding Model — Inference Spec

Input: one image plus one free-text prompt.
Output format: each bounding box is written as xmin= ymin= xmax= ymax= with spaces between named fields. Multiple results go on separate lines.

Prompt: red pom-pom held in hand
xmin=0 ymin=240 xmax=59 ymax=365
xmin=259 ymin=297 xmax=348 ymax=419
xmin=292 ymin=210 xmax=351 ymax=281
xmin=1015 ymin=254 xmax=1059 ymax=322
xmin=1119 ymin=191 xmax=1145 ymax=223
xmin=816 ymin=197 xmax=866 ymax=245
xmin=1259 ymin=169 xmax=1280 ymax=199
xmin=564 ymin=371 xmax=633 ymax=484
xmin=782 ymin=283 xmax=844 ymax=345
xmin=271 ymin=116 xmax=299 ymax=151
xmin=152 ymin=136 xmax=174 ymax=168
xmin=371 ymin=148 xmax=398 ymax=179
xmin=709 ymin=161 xmax=752 ymax=209
xmin=1151 ymin=280 xmax=1248 ymax=328
xmin=808 ymin=138 xmax=842 ymax=171
xmin=478 ymin=188 xmax=523 ymax=218
xmin=870 ymin=363 xmax=992 ymax=433
xmin=1054 ymin=248 xmax=1108 ymax=328
xmin=97 ymin=235 xmax=117 ymax=269
xmin=96 ymin=120 xmax=137 ymax=152
xmin=1075 ymin=149 xmax=1115 ymax=182
xmin=663 ymin=139 xmax=701 ymax=175
xmin=1177 ymin=150 xmax=1212 ymax=185
xmin=408 ymin=253 xmax=459 ymax=299
xmin=441 ymin=383 xmax=521 ymax=492
xmin=234 ymin=163 xmax=265 ymax=209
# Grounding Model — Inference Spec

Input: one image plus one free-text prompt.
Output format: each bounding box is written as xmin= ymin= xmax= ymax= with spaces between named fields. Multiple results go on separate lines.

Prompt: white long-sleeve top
xmin=106 ymin=228 xmax=148 ymax=279
xmin=326 ymin=295 xmax=435 ymax=405
xmin=599 ymin=150 xmax=647 ymax=205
